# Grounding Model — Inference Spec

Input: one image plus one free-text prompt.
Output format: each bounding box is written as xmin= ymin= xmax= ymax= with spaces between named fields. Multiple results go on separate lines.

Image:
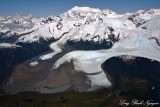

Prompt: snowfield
xmin=29 ymin=61 xmax=39 ymax=66
xmin=53 ymin=33 xmax=160 ymax=88
xmin=0 ymin=43 xmax=19 ymax=48
xmin=1 ymin=7 xmax=160 ymax=92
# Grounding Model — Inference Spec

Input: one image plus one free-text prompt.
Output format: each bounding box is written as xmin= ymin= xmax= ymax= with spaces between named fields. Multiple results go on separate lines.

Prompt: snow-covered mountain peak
xmin=134 ymin=10 xmax=146 ymax=14
xmin=102 ymin=9 xmax=116 ymax=15
xmin=0 ymin=7 xmax=160 ymax=45
xmin=145 ymin=8 xmax=160 ymax=14
xmin=67 ymin=6 xmax=116 ymax=18
xmin=2 ymin=7 xmax=160 ymax=93
xmin=66 ymin=6 xmax=103 ymax=19
xmin=0 ymin=16 xmax=5 ymax=21
xmin=128 ymin=8 xmax=160 ymax=16
xmin=69 ymin=6 xmax=102 ymax=13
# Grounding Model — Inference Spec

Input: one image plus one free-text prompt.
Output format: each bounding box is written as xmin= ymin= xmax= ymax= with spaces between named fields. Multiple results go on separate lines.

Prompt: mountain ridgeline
xmin=0 ymin=7 xmax=160 ymax=94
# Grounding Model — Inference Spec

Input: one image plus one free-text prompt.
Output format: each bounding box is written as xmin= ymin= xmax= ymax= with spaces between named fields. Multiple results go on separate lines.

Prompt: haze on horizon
xmin=0 ymin=0 xmax=160 ymax=17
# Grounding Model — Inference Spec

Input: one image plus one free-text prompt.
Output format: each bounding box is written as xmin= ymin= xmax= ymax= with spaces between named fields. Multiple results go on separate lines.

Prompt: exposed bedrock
xmin=102 ymin=55 xmax=160 ymax=88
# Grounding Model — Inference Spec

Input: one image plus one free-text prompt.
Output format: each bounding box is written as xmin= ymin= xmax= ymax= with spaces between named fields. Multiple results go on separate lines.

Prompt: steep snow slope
xmin=1 ymin=7 xmax=160 ymax=92
xmin=36 ymin=7 xmax=160 ymax=61
xmin=1 ymin=7 xmax=160 ymax=45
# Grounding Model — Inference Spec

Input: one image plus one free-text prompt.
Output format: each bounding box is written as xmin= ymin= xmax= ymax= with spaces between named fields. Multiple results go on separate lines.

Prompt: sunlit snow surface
xmin=40 ymin=42 xmax=62 ymax=60
xmin=1 ymin=7 xmax=160 ymax=91
xmin=36 ymin=8 xmax=160 ymax=89
xmin=0 ymin=43 xmax=18 ymax=48
xmin=29 ymin=61 xmax=39 ymax=66
xmin=52 ymin=34 xmax=160 ymax=88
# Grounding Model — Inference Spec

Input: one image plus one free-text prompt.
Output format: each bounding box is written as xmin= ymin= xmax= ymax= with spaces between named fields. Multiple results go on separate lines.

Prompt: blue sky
xmin=0 ymin=0 xmax=160 ymax=17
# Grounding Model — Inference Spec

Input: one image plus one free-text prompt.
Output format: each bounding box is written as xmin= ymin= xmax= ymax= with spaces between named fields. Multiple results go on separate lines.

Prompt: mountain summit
xmin=0 ymin=7 xmax=160 ymax=44
xmin=1 ymin=7 xmax=160 ymax=93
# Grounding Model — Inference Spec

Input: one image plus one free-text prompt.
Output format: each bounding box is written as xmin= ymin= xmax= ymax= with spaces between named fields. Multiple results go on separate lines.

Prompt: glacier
xmin=1 ymin=6 xmax=160 ymax=93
